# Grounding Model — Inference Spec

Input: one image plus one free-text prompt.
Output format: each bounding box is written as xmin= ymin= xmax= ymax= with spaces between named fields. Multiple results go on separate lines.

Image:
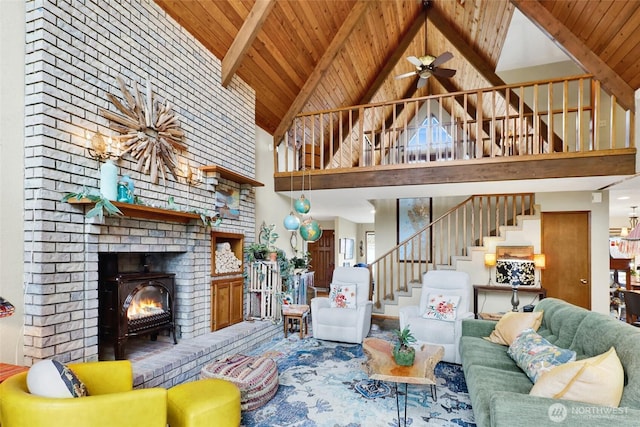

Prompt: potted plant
xmin=245 ymin=242 xmax=268 ymax=263
xmin=259 ymin=223 xmax=279 ymax=261
xmin=392 ymin=326 xmax=417 ymax=366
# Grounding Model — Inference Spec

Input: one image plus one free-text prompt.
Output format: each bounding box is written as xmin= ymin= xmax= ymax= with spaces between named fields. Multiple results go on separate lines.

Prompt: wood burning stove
xmin=99 ymin=272 xmax=177 ymax=359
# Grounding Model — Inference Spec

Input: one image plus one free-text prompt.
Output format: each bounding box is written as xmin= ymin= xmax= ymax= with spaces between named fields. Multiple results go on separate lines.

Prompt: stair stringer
xmin=376 ymin=210 xmax=541 ymax=318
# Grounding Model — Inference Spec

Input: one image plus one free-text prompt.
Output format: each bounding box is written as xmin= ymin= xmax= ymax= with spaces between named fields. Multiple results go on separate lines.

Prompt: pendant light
xmin=283 ymin=170 xmax=300 ymax=231
xmin=294 ymin=168 xmax=311 ymax=214
xmin=298 ymin=169 xmax=322 ymax=242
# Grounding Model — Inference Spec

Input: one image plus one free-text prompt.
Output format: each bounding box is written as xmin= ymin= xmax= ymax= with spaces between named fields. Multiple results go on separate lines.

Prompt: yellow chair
xmin=167 ymin=378 xmax=241 ymax=427
xmin=0 ymin=360 xmax=167 ymax=427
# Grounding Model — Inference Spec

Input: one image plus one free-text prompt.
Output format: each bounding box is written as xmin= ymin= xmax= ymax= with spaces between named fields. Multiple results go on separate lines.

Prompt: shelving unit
xmin=199 ymin=165 xmax=264 ymax=187
xmin=210 ymin=231 xmax=245 ymax=331
xmin=67 ymin=199 xmax=201 ymax=224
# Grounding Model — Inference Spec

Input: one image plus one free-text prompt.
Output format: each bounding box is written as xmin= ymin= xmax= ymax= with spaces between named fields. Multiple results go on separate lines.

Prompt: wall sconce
xmin=86 ymin=131 xmax=121 ymax=161
xmin=178 ymin=161 xmax=203 ymax=186
xmin=0 ymin=296 xmax=15 ymax=318
xmin=534 ymin=253 xmax=546 ymax=287
xmin=484 ymin=253 xmax=496 ymax=285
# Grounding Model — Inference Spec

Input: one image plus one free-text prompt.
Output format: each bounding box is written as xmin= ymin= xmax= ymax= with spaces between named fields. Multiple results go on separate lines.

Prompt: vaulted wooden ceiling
xmin=155 ymin=0 xmax=640 ymax=144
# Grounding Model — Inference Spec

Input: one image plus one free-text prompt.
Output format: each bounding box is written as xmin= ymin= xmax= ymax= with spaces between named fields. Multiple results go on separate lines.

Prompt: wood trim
xmin=274 ymin=149 xmax=636 ymax=191
xmin=199 ymin=165 xmax=264 ymax=186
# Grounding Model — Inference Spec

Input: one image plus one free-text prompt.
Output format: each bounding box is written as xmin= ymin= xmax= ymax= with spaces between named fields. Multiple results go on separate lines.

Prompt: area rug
xmin=242 ymin=332 xmax=476 ymax=427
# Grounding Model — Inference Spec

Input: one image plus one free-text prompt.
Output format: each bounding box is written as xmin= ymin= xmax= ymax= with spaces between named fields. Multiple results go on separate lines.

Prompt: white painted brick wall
xmin=23 ymin=0 xmax=258 ymax=364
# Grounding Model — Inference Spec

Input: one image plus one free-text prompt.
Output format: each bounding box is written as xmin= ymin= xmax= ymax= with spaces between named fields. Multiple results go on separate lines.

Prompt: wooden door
xmin=308 ymin=229 xmax=335 ymax=289
xmin=230 ymin=278 xmax=244 ymax=325
xmin=541 ymin=211 xmax=591 ymax=309
xmin=212 ymin=280 xmax=230 ymax=331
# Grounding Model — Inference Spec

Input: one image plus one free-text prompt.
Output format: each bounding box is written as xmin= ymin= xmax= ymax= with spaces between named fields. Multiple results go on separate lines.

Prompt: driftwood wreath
xmin=99 ymin=75 xmax=186 ymax=184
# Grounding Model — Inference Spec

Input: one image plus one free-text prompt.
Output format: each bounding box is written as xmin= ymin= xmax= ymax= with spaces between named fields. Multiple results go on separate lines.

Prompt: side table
xmin=473 ymin=285 xmax=546 ymax=318
xmin=282 ymin=304 xmax=309 ymax=338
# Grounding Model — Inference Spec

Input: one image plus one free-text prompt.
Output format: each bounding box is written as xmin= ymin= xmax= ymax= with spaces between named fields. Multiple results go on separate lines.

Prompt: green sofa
xmin=460 ymin=297 xmax=640 ymax=427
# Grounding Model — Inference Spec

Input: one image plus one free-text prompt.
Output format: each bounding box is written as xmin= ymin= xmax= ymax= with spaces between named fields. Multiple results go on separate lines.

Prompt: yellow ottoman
xmin=168 ymin=378 xmax=241 ymax=427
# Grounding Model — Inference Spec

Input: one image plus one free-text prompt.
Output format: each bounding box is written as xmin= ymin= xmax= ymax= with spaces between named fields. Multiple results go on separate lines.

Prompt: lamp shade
xmin=534 ymin=254 xmax=546 ymax=269
xmin=0 ymin=296 xmax=15 ymax=318
xmin=294 ymin=195 xmax=311 ymax=214
xmin=484 ymin=253 xmax=497 ymax=267
xmin=620 ymin=223 xmax=640 ymax=255
xmin=283 ymin=212 xmax=300 ymax=231
xmin=299 ymin=218 xmax=322 ymax=242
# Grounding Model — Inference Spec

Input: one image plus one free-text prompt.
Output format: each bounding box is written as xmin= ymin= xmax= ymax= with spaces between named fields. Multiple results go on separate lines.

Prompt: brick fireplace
xmin=20 ymin=0 xmax=259 ymax=365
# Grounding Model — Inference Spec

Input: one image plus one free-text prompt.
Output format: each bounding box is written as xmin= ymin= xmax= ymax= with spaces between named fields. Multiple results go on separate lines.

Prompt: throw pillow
xmin=329 ymin=283 xmax=357 ymax=309
xmin=422 ymin=294 xmax=460 ymax=321
xmin=485 ymin=311 xmax=543 ymax=346
xmin=27 ymin=360 xmax=88 ymax=398
xmin=507 ymin=328 xmax=576 ymax=383
xmin=530 ymin=347 xmax=624 ymax=407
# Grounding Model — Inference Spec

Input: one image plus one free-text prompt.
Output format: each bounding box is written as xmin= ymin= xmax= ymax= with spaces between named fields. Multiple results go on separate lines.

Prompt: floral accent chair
xmin=399 ymin=270 xmax=474 ymax=364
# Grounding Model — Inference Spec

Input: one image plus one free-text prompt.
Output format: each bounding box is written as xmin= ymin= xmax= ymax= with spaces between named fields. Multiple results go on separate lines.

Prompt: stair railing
xmin=370 ymin=193 xmax=535 ymax=309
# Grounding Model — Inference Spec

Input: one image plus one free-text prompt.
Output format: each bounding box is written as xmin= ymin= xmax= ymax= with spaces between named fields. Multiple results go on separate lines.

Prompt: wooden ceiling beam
xmin=273 ymin=0 xmax=370 ymax=145
xmin=511 ymin=0 xmax=635 ymax=112
xmin=221 ymin=0 xmax=276 ymax=88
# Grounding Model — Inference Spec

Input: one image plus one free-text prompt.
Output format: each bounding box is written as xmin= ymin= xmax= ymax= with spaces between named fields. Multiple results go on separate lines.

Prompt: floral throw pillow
xmin=507 ymin=328 xmax=576 ymax=383
xmin=329 ymin=283 xmax=357 ymax=309
xmin=422 ymin=294 xmax=460 ymax=321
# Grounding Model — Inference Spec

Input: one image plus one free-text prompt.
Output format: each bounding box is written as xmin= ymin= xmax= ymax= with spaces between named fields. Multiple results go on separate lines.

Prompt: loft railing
xmin=276 ymin=75 xmax=634 ymax=172
xmin=370 ymin=193 xmax=535 ymax=309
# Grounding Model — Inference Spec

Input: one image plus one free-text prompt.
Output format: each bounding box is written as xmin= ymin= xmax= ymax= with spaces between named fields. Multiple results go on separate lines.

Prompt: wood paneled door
xmin=308 ymin=229 xmax=335 ymax=290
xmin=541 ymin=211 xmax=591 ymax=309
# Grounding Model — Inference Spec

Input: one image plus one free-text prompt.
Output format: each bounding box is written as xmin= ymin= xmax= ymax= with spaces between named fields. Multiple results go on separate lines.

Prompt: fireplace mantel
xmin=68 ymin=199 xmax=203 ymax=224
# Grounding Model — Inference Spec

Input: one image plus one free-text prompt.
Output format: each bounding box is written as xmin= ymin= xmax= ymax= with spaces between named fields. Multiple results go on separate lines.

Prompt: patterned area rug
xmin=242 ymin=332 xmax=476 ymax=427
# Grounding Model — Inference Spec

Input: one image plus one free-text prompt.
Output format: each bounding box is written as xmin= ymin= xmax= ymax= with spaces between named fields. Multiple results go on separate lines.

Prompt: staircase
xmin=370 ymin=193 xmax=539 ymax=316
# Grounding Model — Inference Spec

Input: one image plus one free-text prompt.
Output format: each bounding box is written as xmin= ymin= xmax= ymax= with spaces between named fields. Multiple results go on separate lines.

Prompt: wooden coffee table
xmin=363 ymin=337 xmax=444 ymax=427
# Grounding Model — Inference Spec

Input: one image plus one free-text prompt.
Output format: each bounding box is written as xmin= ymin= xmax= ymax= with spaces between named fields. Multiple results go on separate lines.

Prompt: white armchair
xmin=399 ymin=270 xmax=474 ymax=364
xmin=311 ymin=266 xmax=372 ymax=344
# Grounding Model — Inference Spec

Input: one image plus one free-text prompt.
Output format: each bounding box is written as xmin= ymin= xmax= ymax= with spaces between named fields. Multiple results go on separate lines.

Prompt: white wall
xmin=255 ymin=127 xmax=297 ymax=257
xmin=0 ymin=0 xmax=26 ymax=365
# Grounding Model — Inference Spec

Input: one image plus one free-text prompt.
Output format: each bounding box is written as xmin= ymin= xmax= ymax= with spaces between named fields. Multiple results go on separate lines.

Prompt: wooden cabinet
xmin=211 ymin=277 xmax=243 ymax=331
xmin=210 ymin=231 xmax=245 ymax=331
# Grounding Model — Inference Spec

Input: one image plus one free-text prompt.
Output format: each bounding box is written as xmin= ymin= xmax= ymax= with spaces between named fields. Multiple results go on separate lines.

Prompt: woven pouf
xmin=200 ymin=354 xmax=279 ymax=411
xmin=167 ymin=378 xmax=240 ymax=427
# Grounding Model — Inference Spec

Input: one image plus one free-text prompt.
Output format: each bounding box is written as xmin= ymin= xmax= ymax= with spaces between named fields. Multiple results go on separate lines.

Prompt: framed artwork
xmin=339 ymin=238 xmax=346 ymax=254
xmin=215 ymin=184 xmax=240 ymax=220
xmin=345 ymin=238 xmax=354 ymax=260
xmin=397 ymin=198 xmax=432 ymax=262
xmin=495 ymin=245 xmax=534 ymax=261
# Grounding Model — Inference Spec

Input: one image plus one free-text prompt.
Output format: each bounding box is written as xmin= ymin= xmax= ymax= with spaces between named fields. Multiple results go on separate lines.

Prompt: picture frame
xmin=397 ymin=198 xmax=432 ymax=262
xmin=215 ymin=184 xmax=240 ymax=220
xmin=345 ymin=238 xmax=354 ymax=260
xmin=339 ymin=238 xmax=346 ymax=254
xmin=495 ymin=245 xmax=534 ymax=261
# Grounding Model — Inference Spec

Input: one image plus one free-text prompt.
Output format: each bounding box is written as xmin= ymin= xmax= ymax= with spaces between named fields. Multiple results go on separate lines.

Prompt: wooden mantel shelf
xmin=67 ymin=199 xmax=201 ymax=224
xmin=199 ymin=165 xmax=264 ymax=187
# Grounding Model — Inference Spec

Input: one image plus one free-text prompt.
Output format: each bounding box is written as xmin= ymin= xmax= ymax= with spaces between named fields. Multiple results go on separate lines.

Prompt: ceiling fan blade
xmin=395 ymin=71 xmax=418 ymax=80
xmin=430 ymin=51 xmax=454 ymax=68
xmin=417 ymin=75 xmax=428 ymax=89
xmin=407 ymin=56 xmax=423 ymax=67
xmin=433 ymin=67 xmax=456 ymax=78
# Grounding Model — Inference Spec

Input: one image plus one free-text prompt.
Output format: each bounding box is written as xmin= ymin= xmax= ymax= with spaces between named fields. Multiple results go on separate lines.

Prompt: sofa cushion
xmin=329 ymin=282 xmax=357 ymax=309
xmin=533 ymin=298 xmax=590 ymax=349
xmin=485 ymin=311 xmax=543 ymax=346
xmin=27 ymin=360 xmax=88 ymax=398
xmin=464 ymin=364 xmax=534 ymax=427
xmin=507 ymin=328 xmax=576 ymax=383
xmin=422 ymin=293 xmax=459 ymax=321
xmin=530 ymin=346 xmax=624 ymax=407
xmin=460 ymin=336 xmax=523 ymax=373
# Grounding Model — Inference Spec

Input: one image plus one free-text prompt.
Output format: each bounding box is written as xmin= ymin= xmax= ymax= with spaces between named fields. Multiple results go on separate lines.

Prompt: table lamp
xmin=484 ymin=253 xmax=497 ymax=285
xmin=534 ymin=254 xmax=546 ymax=287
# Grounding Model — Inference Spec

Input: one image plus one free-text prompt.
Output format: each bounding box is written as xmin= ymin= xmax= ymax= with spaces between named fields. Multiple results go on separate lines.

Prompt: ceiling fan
xmin=394 ymin=0 xmax=456 ymax=88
